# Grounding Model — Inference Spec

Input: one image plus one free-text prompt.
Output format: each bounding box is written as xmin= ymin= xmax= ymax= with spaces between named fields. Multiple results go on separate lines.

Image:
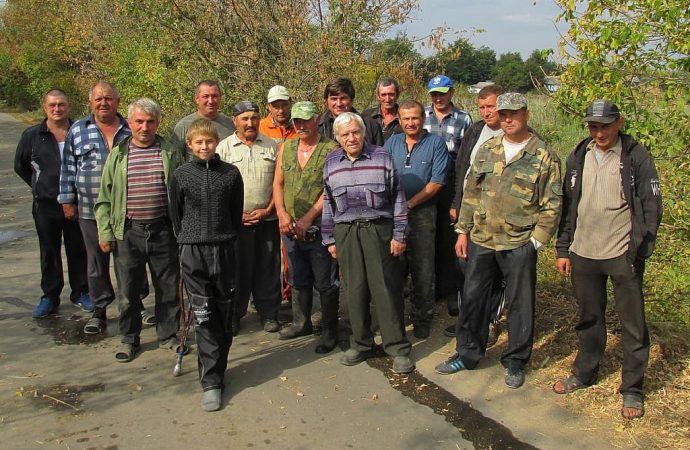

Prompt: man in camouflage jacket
xmin=435 ymin=93 xmax=562 ymax=389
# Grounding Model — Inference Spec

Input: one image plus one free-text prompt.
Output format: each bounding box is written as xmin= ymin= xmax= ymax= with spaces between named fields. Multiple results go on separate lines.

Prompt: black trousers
xmin=456 ymin=240 xmax=537 ymax=370
xmin=181 ymin=242 xmax=235 ymax=391
xmin=570 ymin=252 xmax=649 ymax=397
xmin=33 ymin=200 xmax=88 ymax=304
xmin=112 ymin=219 xmax=180 ymax=345
xmin=234 ymin=220 xmax=281 ymax=320
xmin=435 ymin=184 xmax=461 ymax=298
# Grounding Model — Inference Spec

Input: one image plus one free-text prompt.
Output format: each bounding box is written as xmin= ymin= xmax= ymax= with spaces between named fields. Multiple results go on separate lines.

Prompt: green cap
xmin=291 ymin=101 xmax=318 ymax=120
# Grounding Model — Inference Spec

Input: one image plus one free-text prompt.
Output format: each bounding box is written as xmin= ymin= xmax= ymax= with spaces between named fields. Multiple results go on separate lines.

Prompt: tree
xmin=423 ymin=39 xmax=495 ymax=86
xmin=491 ymin=52 xmax=530 ymax=92
xmin=524 ymin=49 xmax=558 ymax=87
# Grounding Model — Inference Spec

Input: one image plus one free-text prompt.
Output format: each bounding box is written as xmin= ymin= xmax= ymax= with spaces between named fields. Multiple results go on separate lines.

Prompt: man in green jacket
xmin=95 ymin=98 xmax=184 ymax=362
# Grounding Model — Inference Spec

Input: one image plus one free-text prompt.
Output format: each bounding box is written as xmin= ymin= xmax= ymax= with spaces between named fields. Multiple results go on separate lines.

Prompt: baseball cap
xmin=232 ymin=101 xmax=260 ymax=117
xmin=291 ymin=101 xmax=318 ymax=120
xmin=496 ymin=92 xmax=528 ymax=111
xmin=267 ymin=85 xmax=291 ymax=103
xmin=428 ymin=75 xmax=454 ymax=93
xmin=584 ymin=99 xmax=621 ymax=123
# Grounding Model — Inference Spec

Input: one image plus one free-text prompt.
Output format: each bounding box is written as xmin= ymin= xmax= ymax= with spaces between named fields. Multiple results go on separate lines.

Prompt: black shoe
xmin=443 ymin=324 xmax=456 ymax=337
xmin=262 ymin=318 xmax=280 ymax=333
xmin=505 ymin=367 xmax=525 ymax=389
xmin=413 ymin=324 xmax=430 ymax=339
xmin=340 ymin=348 xmax=373 ymax=366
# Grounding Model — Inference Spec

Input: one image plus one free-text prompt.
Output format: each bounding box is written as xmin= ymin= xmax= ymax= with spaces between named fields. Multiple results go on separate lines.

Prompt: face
xmin=233 ymin=111 xmax=260 ymax=141
xmin=43 ymin=94 xmax=70 ymax=123
xmin=478 ymin=94 xmax=500 ymax=129
xmin=430 ymin=89 xmax=453 ymax=111
xmin=89 ymin=85 xmax=120 ymax=122
xmin=293 ymin=116 xmax=318 ymax=139
xmin=399 ymin=106 xmax=424 ymax=138
xmin=268 ymin=99 xmax=292 ymax=125
xmin=326 ymin=92 xmax=352 ymax=117
xmin=499 ymin=109 xmax=530 ymax=141
xmin=336 ymin=120 xmax=364 ymax=158
xmin=587 ymin=118 xmax=624 ymax=151
xmin=187 ymin=133 xmax=219 ymax=160
xmin=127 ymin=108 xmax=159 ymax=147
xmin=195 ymin=84 xmax=221 ymax=119
xmin=377 ymin=84 xmax=398 ymax=111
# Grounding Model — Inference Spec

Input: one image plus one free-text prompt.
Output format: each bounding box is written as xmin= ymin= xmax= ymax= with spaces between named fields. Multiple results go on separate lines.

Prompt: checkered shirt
xmin=423 ymin=105 xmax=473 ymax=155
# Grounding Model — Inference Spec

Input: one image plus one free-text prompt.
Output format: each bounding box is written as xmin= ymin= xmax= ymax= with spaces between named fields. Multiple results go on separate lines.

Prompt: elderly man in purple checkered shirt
xmin=322 ymin=112 xmax=414 ymax=374
xmin=424 ymin=75 xmax=473 ymax=320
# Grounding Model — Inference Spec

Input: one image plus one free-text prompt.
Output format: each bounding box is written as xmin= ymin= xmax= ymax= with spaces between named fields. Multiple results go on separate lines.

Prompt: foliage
xmin=492 ymin=52 xmax=531 ymax=92
xmin=427 ymin=38 xmax=496 ymax=86
xmin=524 ymin=49 xmax=558 ymax=86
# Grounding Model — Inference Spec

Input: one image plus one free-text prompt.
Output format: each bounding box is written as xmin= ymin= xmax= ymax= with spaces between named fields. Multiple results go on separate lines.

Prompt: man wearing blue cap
xmin=217 ymin=101 xmax=282 ymax=335
xmin=424 ymin=75 xmax=473 ymax=317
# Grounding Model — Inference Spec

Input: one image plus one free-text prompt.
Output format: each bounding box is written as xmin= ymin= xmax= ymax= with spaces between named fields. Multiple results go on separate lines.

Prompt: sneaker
xmin=434 ymin=353 xmax=466 ymax=375
xmin=413 ymin=324 xmax=430 ymax=339
xmin=340 ymin=348 xmax=372 ymax=366
xmin=392 ymin=356 xmax=415 ymax=374
xmin=71 ymin=293 xmax=94 ymax=313
xmin=505 ymin=367 xmax=525 ymax=389
xmin=32 ymin=297 xmax=58 ymax=318
xmin=487 ymin=321 xmax=502 ymax=348
xmin=262 ymin=318 xmax=280 ymax=333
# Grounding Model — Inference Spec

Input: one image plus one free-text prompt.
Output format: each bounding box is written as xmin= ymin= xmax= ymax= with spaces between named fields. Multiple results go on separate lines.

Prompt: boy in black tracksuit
xmin=169 ymin=118 xmax=244 ymax=412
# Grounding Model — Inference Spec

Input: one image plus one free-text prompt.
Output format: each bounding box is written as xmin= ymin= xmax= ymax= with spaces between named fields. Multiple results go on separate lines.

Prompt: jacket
xmin=451 ymin=120 xmax=486 ymax=210
xmin=555 ymin=133 xmax=662 ymax=261
xmin=94 ymin=136 xmax=183 ymax=242
xmin=14 ymin=119 xmax=73 ymax=202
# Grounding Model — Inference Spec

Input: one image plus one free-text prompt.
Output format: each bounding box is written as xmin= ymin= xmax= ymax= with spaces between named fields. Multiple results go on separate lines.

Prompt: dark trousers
xmin=112 ymin=219 xmax=180 ymax=345
xmin=435 ymin=184 xmax=460 ymax=298
xmin=403 ymin=204 xmax=436 ymax=326
xmin=234 ymin=220 xmax=281 ymax=320
xmin=181 ymin=242 xmax=235 ymax=391
xmin=79 ymin=218 xmax=115 ymax=310
xmin=570 ymin=252 xmax=649 ymax=396
xmin=456 ymin=240 xmax=536 ymax=370
xmin=334 ymin=219 xmax=410 ymax=357
xmin=283 ymin=234 xmax=338 ymax=294
xmin=33 ymin=200 xmax=88 ymax=304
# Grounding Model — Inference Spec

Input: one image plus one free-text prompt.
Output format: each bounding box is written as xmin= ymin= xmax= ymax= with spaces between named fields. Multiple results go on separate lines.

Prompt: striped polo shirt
xmin=126 ymin=140 xmax=168 ymax=221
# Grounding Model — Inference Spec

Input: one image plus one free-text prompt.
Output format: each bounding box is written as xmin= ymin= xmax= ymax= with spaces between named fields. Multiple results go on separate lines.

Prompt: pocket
xmin=332 ymin=186 xmax=349 ymax=212
xmin=510 ymin=171 xmax=538 ymax=200
xmin=365 ymin=184 xmax=387 ymax=209
xmin=504 ymin=213 xmax=534 ymax=238
xmin=190 ymin=294 xmax=211 ymax=325
xmin=75 ymin=144 xmax=99 ymax=171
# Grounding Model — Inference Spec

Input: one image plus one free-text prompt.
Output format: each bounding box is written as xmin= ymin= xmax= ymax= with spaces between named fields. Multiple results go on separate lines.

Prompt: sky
xmin=392 ymin=0 xmax=568 ymax=59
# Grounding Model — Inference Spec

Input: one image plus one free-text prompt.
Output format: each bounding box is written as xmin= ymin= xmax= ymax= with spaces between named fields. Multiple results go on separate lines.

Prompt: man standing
xmin=15 ymin=89 xmax=91 ymax=318
xmin=435 ymin=93 xmax=562 ymax=390
xmin=322 ymin=112 xmax=413 ymax=374
xmin=59 ymin=82 xmax=132 ymax=334
xmin=273 ymin=101 xmax=340 ymax=353
xmin=384 ymin=100 xmax=448 ymax=339
xmin=95 ymin=98 xmax=183 ymax=361
xmin=553 ymin=100 xmax=662 ymax=420
xmin=172 ymin=80 xmax=235 ymax=157
xmin=259 ymin=85 xmax=297 ymax=143
xmin=362 ymin=78 xmax=403 ymax=142
xmin=217 ymin=101 xmax=282 ymax=334
xmin=423 ymin=75 xmax=473 ymax=311
xmin=445 ymin=84 xmax=506 ymax=341
xmin=318 ymin=78 xmax=384 ymax=146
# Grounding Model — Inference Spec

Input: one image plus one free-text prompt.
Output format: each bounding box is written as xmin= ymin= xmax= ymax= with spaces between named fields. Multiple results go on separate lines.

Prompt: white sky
xmin=392 ymin=0 xmax=568 ymax=59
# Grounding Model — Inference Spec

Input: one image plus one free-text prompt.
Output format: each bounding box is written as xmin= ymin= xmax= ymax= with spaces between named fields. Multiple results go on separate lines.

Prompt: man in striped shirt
xmin=95 ymin=98 xmax=184 ymax=362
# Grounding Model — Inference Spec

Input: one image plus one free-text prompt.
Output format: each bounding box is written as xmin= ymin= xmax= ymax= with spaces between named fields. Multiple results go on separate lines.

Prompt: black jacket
xmin=14 ymin=119 xmax=72 ymax=202
xmin=556 ymin=133 xmax=662 ymax=261
xmin=318 ymin=108 xmax=384 ymax=147
xmin=451 ymin=120 xmax=486 ymax=210
xmin=170 ymin=154 xmax=244 ymax=244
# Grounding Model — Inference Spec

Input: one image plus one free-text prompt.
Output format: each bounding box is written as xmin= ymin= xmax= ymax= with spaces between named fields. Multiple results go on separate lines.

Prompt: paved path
xmin=0 ymin=112 xmax=623 ymax=450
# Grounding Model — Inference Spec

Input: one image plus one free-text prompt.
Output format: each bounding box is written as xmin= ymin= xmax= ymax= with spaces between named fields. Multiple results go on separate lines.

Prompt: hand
xmin=62 ymin=204 xmax=78 ymax=221
xmin=449 ymin=208 xmax=457 ymax=223
xmin=390 ymin=239 xmax=406 ymax=257
xmin=243 ymin=209 xmax=264 ymax=226
xmin=99 ymin=241 xmax=114 ymax=253
xmin=277 ymin=211 xmax=295 ymax=236
xmin=555 ymin=257 xmax=571 ymax=277
xmin=327 ymin=244 xmax=337 ymax=260
xmin=293 ymin=217 xmax=313 ymax=241
xmin=455 ymin=233 xmax=468 ymax=260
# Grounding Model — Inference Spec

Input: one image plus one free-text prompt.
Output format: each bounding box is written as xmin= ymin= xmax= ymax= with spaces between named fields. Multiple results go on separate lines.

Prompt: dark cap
xmin=584 ymin=99 xmax=621 ymax=124
xmin=232 ymin=101 xmax=260 ymax=117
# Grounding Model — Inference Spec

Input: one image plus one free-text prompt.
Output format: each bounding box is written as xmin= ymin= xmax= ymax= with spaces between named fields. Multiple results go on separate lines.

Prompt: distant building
xmin=543 ymin=76 xmax=561 ymax=93
xmin=468 ymin=81 xmax=494 ymax=94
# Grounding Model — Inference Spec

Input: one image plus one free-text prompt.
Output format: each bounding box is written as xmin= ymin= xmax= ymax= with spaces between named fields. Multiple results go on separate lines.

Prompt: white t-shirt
xmin=502 ymin=137 xmax=529 ymax=164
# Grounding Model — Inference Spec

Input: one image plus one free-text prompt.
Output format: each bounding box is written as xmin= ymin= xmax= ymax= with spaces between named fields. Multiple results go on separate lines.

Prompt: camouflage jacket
xmin=456 ymin=133 xmax=562 ymax=250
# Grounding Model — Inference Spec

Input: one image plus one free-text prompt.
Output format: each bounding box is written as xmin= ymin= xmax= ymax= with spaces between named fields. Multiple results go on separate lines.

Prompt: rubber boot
xmin=315 ymin=289 xmax=340 ymax=354
xmin=278 ymin=288 xmax=314 ymax=340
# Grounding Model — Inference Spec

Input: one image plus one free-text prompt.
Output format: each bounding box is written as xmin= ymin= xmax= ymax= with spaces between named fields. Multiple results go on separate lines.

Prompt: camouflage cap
xmin=584 ymin=99 xmax=620 ymax=124
xmin=291 ymin=101 xmax=318 ymax=120
xmin=496 ymin=92 xmax=528 ymax=111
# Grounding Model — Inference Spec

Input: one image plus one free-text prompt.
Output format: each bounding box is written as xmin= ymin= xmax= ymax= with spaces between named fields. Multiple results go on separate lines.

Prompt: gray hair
xmin=88 ymin=82 xmax=119 ymax=100
xmin=377 ymin=77 xmax=400 ymax=95
xmin=128 ymin=97 xmax=161 ymax=121
xmin=333 ymin=112 xmax=366 ymax=140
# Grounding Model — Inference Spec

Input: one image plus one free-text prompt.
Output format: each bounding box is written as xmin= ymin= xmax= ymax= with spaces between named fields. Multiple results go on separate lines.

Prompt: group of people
xmin=14 ymin=75 xmax=661 ymax=418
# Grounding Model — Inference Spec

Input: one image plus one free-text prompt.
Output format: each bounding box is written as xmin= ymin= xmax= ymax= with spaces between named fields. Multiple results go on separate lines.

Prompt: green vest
xmin=282 ymin=136 xmax=337 ymax=224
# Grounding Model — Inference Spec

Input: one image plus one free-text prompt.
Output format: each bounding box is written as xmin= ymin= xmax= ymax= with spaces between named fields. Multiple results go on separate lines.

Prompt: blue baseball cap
xmin=428 ymin=75 xmax=454 ymax=93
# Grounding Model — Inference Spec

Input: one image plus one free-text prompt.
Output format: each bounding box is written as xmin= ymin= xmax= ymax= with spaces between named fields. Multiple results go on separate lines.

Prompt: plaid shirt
xmin=423 ymin=105 xmax=473 ymax=156
xmin=58 ymin=114 xmax=130 ymax=219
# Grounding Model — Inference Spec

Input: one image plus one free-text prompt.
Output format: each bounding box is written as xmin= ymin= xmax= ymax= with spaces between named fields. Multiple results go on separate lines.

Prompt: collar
xmin=229 ymin=131 xmax=265 ymax=147
xmin=586 ymin=136 xmax=622 ymax=156
xmin=337 ymin=143 xmax=374 ymax=161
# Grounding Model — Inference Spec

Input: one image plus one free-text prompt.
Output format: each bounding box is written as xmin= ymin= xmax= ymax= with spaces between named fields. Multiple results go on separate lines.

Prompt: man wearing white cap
xmin=260 ymin=85 xmax=297 ymax=143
